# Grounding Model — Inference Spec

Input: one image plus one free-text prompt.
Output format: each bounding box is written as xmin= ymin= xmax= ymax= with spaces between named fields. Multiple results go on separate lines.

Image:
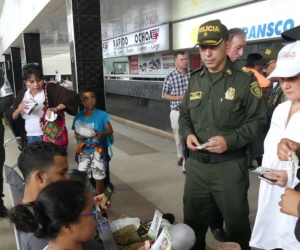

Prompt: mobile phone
xmin=99 ymin=183 xmax=114 ymax=210
xmin=258 ymin=174 xmax=277 ymax=184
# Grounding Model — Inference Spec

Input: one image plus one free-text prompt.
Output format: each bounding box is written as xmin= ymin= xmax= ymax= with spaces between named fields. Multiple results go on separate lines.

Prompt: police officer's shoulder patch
xmin=281 ymin=94 xmax=287 ymax=102
xmin=250 ymin=82 xmax=262 ymax=98
xmin=191 ymin=66 xmax=204 ymax=76
xmin=235 ymin=65 xmax=253 ymax=77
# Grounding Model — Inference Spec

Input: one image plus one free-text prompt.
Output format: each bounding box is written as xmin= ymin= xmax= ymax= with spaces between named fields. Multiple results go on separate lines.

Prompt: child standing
xmin=72 ymin=88 xmax=113 ymax=194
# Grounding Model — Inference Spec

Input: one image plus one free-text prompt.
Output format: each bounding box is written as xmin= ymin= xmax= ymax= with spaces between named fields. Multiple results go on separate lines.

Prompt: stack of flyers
xmin=148 ymin=209 xmax=163 ymax=239
xmin=150 ymin=227 xmax=172 ymax=250
xmin=252 ymin=167 xmax=279 ymax=177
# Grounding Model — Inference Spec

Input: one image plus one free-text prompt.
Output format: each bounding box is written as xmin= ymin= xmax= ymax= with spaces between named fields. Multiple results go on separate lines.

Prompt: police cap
xmin=254 ymin=44 xmax=284 ymax=66
xmin=196 ymin=19 xmax=229 ymax=46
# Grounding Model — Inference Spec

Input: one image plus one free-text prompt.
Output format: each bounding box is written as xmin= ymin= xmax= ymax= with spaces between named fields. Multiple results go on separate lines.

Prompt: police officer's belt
xmin=188 ymin=148 xmax=245 ymax=164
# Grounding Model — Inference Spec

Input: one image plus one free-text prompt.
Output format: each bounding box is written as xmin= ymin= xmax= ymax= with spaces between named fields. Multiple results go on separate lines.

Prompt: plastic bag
xmin=110 ymin=217 xmax=140 ymax=233
xmin=74 ymin=120 xmax=96 ymax=138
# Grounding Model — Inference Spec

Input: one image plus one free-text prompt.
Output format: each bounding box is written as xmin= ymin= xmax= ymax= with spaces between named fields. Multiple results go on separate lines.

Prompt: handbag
xmin=40 ymin=83 xmax=68 ymax=147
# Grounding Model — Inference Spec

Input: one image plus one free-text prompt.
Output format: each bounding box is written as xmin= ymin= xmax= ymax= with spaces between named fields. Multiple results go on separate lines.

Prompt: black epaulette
xmin=190 ymin=66 xmax=204 ymax=76
xmin=235 ymin=65 xmax=254 ymax=77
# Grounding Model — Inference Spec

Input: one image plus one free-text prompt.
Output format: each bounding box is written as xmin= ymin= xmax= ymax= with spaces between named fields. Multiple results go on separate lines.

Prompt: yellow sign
xmin=250 ymin=82 xmax=262 ymax=98
xmin=190 ymin=26 xmax=199 ymax=45
xmin=190 ymin=0 xmax=198 ymax=5
xmin=190 ymin=92 xmax=202 ymax=100
xmin=225 ymin=87 xmax=235 ymax=100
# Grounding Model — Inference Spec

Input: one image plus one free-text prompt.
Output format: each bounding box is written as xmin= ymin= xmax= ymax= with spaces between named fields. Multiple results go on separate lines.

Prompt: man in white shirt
xmin=55 ymin=70 xmax=61 ymax=85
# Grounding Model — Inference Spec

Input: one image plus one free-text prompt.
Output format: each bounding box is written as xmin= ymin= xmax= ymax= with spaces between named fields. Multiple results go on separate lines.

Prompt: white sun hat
xmin=267 ymin=41 xmax=300 ymax=79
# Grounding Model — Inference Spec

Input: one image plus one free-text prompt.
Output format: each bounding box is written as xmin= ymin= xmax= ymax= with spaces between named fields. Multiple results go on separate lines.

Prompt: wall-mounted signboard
xmin=103 ymin=24 xmax=169 ymax=58
xmin=173 ymin=0 xmax=300 ymax=50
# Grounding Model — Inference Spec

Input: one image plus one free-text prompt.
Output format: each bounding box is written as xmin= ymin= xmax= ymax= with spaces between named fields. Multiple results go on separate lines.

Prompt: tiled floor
xmin=0 ymin=115 xmax=261 ymax=250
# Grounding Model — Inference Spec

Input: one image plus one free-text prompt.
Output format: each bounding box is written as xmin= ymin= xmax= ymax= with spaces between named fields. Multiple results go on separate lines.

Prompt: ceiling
xmin=33 ymin=0 xmax=259 ymax=59
xmin=100 ymin=0 xmax=256 ymax=24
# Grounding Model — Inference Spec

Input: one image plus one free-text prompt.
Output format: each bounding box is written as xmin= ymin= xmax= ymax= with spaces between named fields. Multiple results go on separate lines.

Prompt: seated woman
xmin=9 ymin=180 xmax=98 ymax=250
xmin=250 ymin=41 xmax=300 ymax=249
xmin=11 ymin=64 xmax=80 ymax=146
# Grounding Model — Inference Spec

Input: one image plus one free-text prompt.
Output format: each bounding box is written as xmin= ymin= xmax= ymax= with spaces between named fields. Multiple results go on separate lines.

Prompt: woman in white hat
xmin=250 ymin=41 xmax=300 ymax=249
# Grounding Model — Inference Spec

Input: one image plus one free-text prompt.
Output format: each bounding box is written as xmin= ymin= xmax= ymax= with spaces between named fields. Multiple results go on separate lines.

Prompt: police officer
xmin=252 ymin=44 xmax=285 ymax=165
xmin=0 ymin=75 xmax=14 ymax=217
xmin=179 ymin=20 xmax=267 ymax=250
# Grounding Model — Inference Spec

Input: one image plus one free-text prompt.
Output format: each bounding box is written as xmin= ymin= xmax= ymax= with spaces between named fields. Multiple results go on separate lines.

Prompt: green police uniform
xmin=266 ymin=84 xmax=285 ymax=129
xmin=0 ymin=95 xmax=14 ymax=215
xmin=252 ymin=44 xmax=285 ymax=160
xmin=179 ymin=59 xmax=267 ymax=250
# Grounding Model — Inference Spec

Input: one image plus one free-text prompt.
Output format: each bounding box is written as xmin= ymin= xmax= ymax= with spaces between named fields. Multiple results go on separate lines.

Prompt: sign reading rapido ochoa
xmin=102 ymin=24 xmax=169 ymax=58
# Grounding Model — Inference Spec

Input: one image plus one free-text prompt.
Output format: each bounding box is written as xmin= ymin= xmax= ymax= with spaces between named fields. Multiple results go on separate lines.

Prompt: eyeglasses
xmin=80 ymin=204 xmax=98 ymax=220
xmin=263 ymin=61 xmax=276 ymax=70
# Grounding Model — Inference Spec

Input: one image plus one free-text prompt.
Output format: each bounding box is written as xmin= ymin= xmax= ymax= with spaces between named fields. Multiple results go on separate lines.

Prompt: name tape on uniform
xmin=190 ymin=92 xmax=202 ymax=100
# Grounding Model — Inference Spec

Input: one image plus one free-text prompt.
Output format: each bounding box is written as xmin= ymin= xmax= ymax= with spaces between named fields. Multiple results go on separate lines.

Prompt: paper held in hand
xmin=150 ymin=227 xmax=172 ymax=250
xmin=148 ymin=209 xmax=163 ymax=239
xmin=252 ymin=167 xmax=279 ymax=177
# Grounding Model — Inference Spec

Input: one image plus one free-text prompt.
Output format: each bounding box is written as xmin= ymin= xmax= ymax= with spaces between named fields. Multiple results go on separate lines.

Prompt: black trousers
xmin=210 ymin=199 xmax=224 ymax=230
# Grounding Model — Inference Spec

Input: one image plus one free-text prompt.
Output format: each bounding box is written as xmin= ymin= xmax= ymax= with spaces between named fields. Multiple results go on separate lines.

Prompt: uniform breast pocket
xmin=218 ymin=99 xmax=242 ymax=128
xmin=188 ymin=99 xmax=201 ymax=122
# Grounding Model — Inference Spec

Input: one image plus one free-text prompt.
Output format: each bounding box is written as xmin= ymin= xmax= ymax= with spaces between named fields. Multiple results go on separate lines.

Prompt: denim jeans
xmin=27 ymin=135 xmax=43 ymax=144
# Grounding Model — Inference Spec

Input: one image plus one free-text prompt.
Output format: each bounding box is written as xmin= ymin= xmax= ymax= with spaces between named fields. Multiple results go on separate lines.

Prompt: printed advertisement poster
xmin=138 ymin=53 xmax=163 ymax=74
xmin=189 ymin=53 xmax=201 ymax=70
xmin=130 ymin=56 xmax=139 ymax=75
xmin=162 ymin=53 xmax=175 ymax=74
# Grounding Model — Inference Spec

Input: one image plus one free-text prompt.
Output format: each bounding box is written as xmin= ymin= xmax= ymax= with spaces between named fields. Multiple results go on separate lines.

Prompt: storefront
xmin=173 ymin=0 xmax=300 ymax=65
xmin=104 ymin=0 xmax=300 ymax=133
xmin=103 ymin=23 xmax=176 ymax=132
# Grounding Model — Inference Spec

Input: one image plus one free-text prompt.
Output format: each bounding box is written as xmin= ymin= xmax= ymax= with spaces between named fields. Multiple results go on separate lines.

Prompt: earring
xmin=67 ymin=229 xmax=72 ymax=233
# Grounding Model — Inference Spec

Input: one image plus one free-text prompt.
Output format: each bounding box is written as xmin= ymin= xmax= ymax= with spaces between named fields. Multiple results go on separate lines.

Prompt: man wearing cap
xmin=245 ymin=53 xmax=270 ymax=89
xmin=255 ymin=44 xmax=286 ymax=123
xmin=162 ymin=51 xmax=190 ymax=173
xmin=179 ymin=19 xmax=266 ymax=250
xmin=252 ymin=44 xmax=285 ymax=165
xmin=209 ymin=27 xmax=247 ymax=242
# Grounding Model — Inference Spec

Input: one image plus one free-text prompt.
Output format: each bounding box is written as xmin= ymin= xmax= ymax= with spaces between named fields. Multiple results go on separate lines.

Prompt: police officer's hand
xmin=205 ymin=136 xmax=227 ymax=153
xmin=279 ymin=188 xmax=300 ymax=217
xmin=186 ymin=134 xmax=200 ymax=151
xmin=277 ymin=138 xmax=300 ymax=161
